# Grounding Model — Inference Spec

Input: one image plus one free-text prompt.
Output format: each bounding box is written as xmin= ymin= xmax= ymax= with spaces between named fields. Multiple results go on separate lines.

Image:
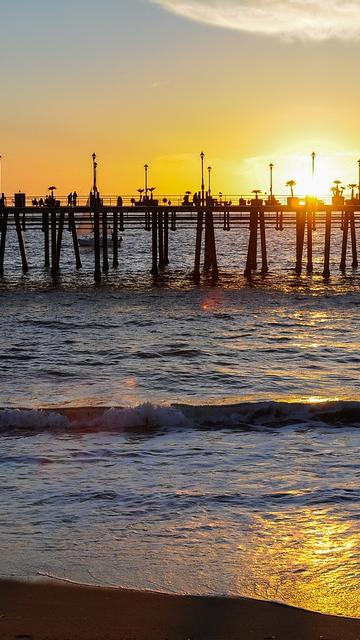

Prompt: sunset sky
xmin=2 ymin=0 xmax=360 ymax=196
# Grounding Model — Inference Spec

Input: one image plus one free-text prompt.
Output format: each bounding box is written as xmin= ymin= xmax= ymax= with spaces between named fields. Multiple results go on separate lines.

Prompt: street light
xmin=200 ymin=152 xmax=205 ymax=205
xmin=144 ymin=164 xmax=149 ymax=199
xmin=0 ymin=155 xmax=3 ymax=194
xmin=311 ymin=152 xmax=316 ymax=194
xmin=208 ymin=166 xmax=212 ymax=197
xmin=92 ymin=153 xmax=98 ymax=195
xmin=357 ymin=159 xmax=360 ymax=200
xmin=269 ymin=163 xmax=274 ymax=201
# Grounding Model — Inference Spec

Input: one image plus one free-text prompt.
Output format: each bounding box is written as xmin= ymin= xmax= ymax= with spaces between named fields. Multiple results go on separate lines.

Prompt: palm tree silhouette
xmin=286 ymin=180 xmax=296 ymax=198
xmin=332 ymin=180 xmax=344 ymax=197
xmin=348 ymin=183 xmax=357 ymax=199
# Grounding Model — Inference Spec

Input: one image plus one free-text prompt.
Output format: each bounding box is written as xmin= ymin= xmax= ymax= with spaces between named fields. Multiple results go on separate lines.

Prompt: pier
xmin=1 ymin=192 xmax=360 ymax=282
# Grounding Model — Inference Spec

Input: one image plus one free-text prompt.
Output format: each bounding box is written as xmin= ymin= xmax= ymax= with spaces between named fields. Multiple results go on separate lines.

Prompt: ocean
xmin=0 ymin=223 xmax=359 ymax=618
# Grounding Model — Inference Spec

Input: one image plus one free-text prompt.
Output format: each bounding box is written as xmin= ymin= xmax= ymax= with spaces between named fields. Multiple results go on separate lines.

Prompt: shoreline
xmin=0 ymin=579 xmax=359 ymax=640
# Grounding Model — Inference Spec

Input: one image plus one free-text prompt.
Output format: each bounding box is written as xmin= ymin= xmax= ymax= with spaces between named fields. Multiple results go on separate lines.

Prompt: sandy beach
xmin=0 ymin=579 xmax=359 ymax=640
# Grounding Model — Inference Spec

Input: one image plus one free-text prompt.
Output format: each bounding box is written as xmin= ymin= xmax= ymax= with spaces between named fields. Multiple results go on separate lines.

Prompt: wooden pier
xmin=1 ymin=192 xmax=360 ymax=282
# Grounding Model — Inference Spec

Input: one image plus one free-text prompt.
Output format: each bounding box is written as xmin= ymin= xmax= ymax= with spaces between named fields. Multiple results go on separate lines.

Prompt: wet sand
xmin=0 ymin=579 xmax=359 ymax=640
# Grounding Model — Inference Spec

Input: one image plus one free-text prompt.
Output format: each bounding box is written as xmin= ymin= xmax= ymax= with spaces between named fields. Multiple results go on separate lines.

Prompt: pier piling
xmin=194 ymin=209 xmax=203 ymax=282
xmin=307 ymin=211 xmax=313 ymax=273
xmin=102 ymin=210 xmax=109 ymax=272
xmin=14 ymin=211 xmax=28 ymax=273
xmin=56 ymin=210 xmax=65 ymax=272
xmin=158 ymin=211 xmax=165 ymax=269
xmin=340 ymin=212 xmax=349 ymax=271
xmin=93 ymin=209 xmax=101 ymax=283
xmin=244 ymin=210 xmax=258 ymax=277
xmin=295 ymin=211 xmax=306 ymax=275
xmin=0 ymin=210 xmax=8 ymax=276
xmin=69 ymin=211 xmax=82 ymax=269
xmin=350 ymin=212 xmax=358 ymax=268
xmin=112 ymin=210 xmax=119 ymax=268
xmin=164 ymin=211 xmax=169 ymax=266
xmin=323 ymin=211 xmax=331 ymax=278
xmin=50 ymin=210 xmax=57 ymax=279
xmin=42 ymin=211 xmax=50 ymax=268
xmin=259 ymin=211 xmax=268 ymax=275
xmin=151 ymin=211 xmax=158 ymax=276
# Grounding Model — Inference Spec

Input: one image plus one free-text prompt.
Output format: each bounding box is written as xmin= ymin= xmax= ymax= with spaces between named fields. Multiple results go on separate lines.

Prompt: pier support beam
xmin=306 ymin=211 xmax=313 ymax=273
xmin=350 ymin=212 xmax=358 ymax=268
xmin=295 ymin=211 xmax=306 ymax=275
xmin=158 ymin=211 xmax=165 ymax=270
xmin=203 ymin=210 xmax=218 ymax=279
xmin=50 ymin=210 xmax=58 ymax=279
xmin=340 ymin=212 xmax=349 ymax=271
xmin=42 ymin=211 xmax=50 ymax=268
xmin=93 ymin=209 xmax=101 ymax=283
xmin=112 ymin=210 xmax=119 ymax=268
xmin=244 ymin=210 xmax=258 ymax=278
xmin=204 ymin=212 xmax=212 ymax=273
xmin=14 ymin=211 xmax=28 ymax=273
xmin=194 ymin=209 xmax=203 ymax=282
xmin=0 ymin=210 xmax=8 ymax=276
xmin=56 ymin=210 xmax=65 ymax=272
xmin=259 ymin=211 xmax=268 ymax=275
xmin=151 ymin=211 xmax=158 ymax=276
xmin=102 ymin=210 xmax=109 ymax=272
xmin=322 ymin=210 xmax=331 ymax=279
xmin=208 ymin=211 xmax=218 ymax=280
xmin=69 ymin=211 xmax=82 ymax=269
xmin=164 ymin=211 xmax=169 ymax=266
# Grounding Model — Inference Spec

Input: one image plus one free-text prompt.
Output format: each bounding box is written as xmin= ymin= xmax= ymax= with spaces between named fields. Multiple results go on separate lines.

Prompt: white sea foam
xmin=1 ymin=401 xmax=360 ymax=432
xmin=0 ymin=408 xmax=70 ymax=430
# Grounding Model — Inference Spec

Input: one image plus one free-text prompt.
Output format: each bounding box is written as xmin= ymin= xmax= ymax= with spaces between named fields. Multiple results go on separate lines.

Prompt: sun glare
xmin=292 ymin=155 xmax=338 ymax=197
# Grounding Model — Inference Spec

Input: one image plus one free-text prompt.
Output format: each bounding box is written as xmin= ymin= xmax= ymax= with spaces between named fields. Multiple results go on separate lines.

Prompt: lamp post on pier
xmin=144 ymin=164 xmax=149 ymax=199
xmin=357 ymin=159 xmax=360 ymax=200
xmin=200 ymin=152 xmax=205 ymax=205
xmin=208 ymin=165 xmax=212 ymax=198
xmin=269 ymin=163 xmax=274 ymax=202
xmin=311 ymin=152 xmax=316 ymax=194
xmin=92 ymin=153 xmax=98 ymax=195
xmin=0 ymin=155 xmax=3 ymax=195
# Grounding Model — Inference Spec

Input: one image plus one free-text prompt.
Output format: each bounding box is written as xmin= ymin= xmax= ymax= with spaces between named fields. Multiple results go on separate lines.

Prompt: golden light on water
xmin=238 ymin=508 xmax=360 ymax=617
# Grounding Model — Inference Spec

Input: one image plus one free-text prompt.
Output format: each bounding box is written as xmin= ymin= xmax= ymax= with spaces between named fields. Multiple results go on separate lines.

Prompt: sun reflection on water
xmin=239 ymin=508 xmax=360 ymax=617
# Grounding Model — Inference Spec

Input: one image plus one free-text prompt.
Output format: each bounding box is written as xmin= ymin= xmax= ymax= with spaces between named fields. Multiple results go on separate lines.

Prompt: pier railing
xmin=1 ymin=193 xmax=354 ymax=207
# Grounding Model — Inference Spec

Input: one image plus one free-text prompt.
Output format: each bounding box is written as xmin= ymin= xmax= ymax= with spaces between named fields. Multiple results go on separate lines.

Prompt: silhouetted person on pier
xmin=73 ymin=191 xmax=78 ymax=207
xmin=32 ymin=198 xmax=38 ymax=206
xmin=193 ymin=192 xmax=199 ymax=207
xmin=67 ymin=193 xmax=73 ymax=206
xmin=117 ymin=196 xmax=123 ymax=207
xmin=39 ymin=198 xmax=44 ymax=207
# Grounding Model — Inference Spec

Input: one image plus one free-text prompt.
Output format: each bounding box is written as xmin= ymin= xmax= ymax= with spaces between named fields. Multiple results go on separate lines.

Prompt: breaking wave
xmin=1 ymin=400 xmax=360 ymax=432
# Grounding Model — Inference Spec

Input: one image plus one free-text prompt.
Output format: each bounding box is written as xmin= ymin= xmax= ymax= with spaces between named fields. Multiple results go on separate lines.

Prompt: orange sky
xmin=1 ymin=0 xmax=360 ymax=197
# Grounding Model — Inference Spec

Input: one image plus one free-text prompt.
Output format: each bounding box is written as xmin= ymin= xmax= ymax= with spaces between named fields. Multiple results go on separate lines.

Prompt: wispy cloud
xmin=150 ymin=0 xmax=360 ymax=41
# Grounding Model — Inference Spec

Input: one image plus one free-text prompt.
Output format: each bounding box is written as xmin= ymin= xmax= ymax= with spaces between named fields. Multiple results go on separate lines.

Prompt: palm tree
xmin=148 ymin=187 xmax=156 ymax=200
xmin=332 ymin=180 xmax=343 ymax=197
xmin=348 ymin=183 xmax=357 ymax=199
xmin=286 ymin=180 xmax=296 ymax=198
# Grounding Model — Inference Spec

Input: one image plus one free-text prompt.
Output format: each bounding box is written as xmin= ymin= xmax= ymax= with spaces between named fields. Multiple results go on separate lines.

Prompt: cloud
xmin=150 ymin=0 xmax=360 ymax=40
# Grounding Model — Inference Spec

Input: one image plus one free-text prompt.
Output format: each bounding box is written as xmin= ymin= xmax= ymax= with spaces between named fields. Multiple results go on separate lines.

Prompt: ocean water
xmin=0 ymin=224 xmax=360 ymax=617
